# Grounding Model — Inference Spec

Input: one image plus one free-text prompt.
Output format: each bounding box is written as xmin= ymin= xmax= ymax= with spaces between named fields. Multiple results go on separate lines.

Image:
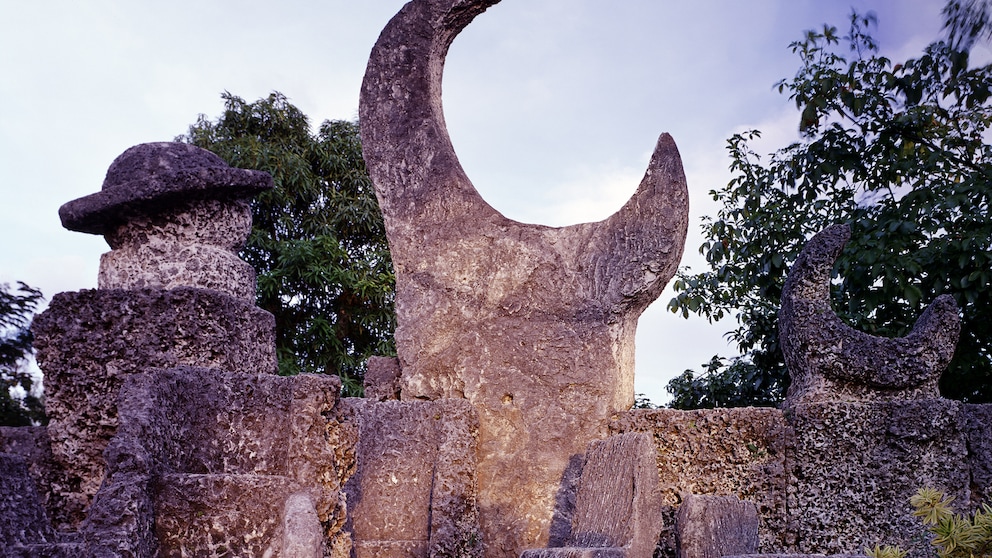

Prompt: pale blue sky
xmin=0 ymin=0 xmax=951 ymax=403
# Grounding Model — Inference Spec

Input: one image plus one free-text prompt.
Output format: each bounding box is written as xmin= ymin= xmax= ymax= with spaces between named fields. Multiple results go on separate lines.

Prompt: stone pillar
xmin=778 ymin=225 xmax=967 ymax=555
xmin=32 ymin=142 xmax=276 ymax=527
xmin=360 ymin=3 xmax=689 ymax=556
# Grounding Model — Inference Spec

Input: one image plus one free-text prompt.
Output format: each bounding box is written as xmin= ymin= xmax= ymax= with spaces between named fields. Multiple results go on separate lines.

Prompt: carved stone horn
xmin=360 ymin=1 xmax=688 ymax=556
xmin=779 ymin=224 xmax=960 ymax=406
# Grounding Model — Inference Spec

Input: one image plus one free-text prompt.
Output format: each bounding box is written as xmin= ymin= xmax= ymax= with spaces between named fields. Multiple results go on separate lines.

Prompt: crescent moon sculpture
xmin=360 ymin=1 xmax=688 ymax=556
xmin=779 ymin=224 xmax=960 ymax=406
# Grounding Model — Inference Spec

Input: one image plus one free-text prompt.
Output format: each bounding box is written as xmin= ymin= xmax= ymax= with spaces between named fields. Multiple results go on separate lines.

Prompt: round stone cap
xmin=59 ymin=142 xmax=273 ymax=235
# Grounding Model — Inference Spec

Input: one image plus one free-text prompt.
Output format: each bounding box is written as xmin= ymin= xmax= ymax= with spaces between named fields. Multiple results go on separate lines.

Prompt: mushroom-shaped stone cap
xmin=59 ymin=142 xmax=273 ymax=235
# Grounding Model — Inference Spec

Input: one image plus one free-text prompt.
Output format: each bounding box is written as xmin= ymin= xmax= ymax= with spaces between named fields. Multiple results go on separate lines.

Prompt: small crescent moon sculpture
xmin=779 ymin=224 xmax=960 ymax=405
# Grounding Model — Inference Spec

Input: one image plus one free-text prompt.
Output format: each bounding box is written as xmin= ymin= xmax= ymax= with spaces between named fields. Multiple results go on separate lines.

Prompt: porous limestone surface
xmin=98 ymin=198 xmax=257 ymax=302
xmin=788 ymin=399 xmax=969 ymax=556
xmin=360 ymin=2 xmax=688 ymax=555
xmin=31 ymin=287 xmax=277 ymax=527
xmin=610 ymin=408 xmax=793 ymax=555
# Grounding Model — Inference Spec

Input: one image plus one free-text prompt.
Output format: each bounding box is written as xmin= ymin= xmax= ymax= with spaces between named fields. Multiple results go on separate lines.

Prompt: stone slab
xmin=675 ymin=494 xmax=758 ymax=558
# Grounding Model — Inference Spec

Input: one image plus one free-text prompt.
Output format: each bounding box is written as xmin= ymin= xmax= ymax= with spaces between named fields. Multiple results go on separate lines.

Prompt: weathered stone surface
xmin=83 ymin=366 xmax=353 ymax=557
xmin=674 ymin=494 xmax=759 ymax=558
xmin=360 ymin=2 xmax=688 ymax=555
xmin=526 ymin=433 xmax=662 ymax=558
xmin=963 ymin=404 xmax=992 ymax=506
xmin=788 ymin=399 xmax=969 ymax=556
xmin=153 ymin=474 xmax=324 ymax=558
xmin=31 ymin=288 xmax=277 ymax=526
xmin=343 ymin=398 xmax=482 ymax=558
xmin=610 ymin=408 xmax=793 ymax=555
xmin=364 ymin=356 xmax=402 ymax=401
xmin=780 ymin=224 xmax=960 ymax=405
xmin=0 ymin=453 xmax=56 ymax=547
xmin=59 ymin=142 xmax=271 ymax=235
xmin=0 ymin=426 xmax=65 ymax=530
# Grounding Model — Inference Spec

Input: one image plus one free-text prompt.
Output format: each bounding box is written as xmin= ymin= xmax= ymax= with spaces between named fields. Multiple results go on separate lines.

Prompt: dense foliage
xmin=667 ymin=12 xmax=992 ymax=408
xmin=181 ymin=92 xmax=395 ymax=395
xmin=0 ymin=282 xmax=45 ymax=426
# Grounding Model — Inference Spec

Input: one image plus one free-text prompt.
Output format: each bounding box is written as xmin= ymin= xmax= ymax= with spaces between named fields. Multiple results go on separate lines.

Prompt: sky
xmin=0 ymin=0 xmax=950 ymax=404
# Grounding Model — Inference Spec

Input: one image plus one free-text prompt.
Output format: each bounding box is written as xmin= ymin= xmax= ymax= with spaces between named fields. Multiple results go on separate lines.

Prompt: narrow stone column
xmin=33 ymin=142 xmax=276 ymax=527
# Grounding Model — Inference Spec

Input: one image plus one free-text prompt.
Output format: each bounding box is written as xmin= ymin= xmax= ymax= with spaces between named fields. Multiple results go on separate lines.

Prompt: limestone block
xmin=527 ymin=433 xmax=662 ymax=558
xmin=84 ymin=366 xmax=354 ymax=557
xmin=962 ymin=404 xmax=992 ymax=506
xmin=780 ymin=225 xmax=960 ymax=405
xmin=610 ymin=408 xmax=793 ymax=555
xmin=361 ymin=2 xmax=689 ymax=555
xmin=0 ymin=453 xmax=55 ymax=547
xmin=674 ymin=494 xmax=759 ymax=558
xmin=343 ymin=398 xmax=482 ymax=558
xmin=31 ymin=288 xmax=277 ymax=526
xmin=96 ymin=198 xmax=256 ymax=302
xmin=788 ymin=399 xmax=969 ymax=556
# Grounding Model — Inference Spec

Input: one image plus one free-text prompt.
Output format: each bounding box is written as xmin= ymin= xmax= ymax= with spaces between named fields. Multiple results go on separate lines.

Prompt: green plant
xmin=865 ymin=544 xmax=908 ymax=558
xmin=870 ymin=488 xmax=992 ymax=558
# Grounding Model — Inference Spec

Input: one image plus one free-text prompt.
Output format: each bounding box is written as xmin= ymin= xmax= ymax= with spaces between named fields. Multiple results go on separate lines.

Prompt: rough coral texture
xmin=31 ymin=287 xmax=276 ymax=527
xmin=610 ymin=408 xmax=793 ymax=555
xmin=675 ymin=494 xmax=759 ymax=558
xmin=780 ymin=224 xmax=960 ymax=405
xmin=342 ymin=398 xmax=482 ymax=558
xmin=84 ymin=366 xmax=354 ymax=557
xmin=98 ymin=198 xmax=257 ymax=302
xmin=360 ymin=2 xmax=688 ymax=555
xmin=788 ymin=399 xmax=969 ymax=556
xmin=524 ymin=433 xmax=662 ymax=558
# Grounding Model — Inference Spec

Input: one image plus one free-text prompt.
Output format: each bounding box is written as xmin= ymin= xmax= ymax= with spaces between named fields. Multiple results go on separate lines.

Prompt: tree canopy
xmin=0 ymin=281 xmax=45 ymax=426
xmin=180 ymin=92 xmax=395 ymax=395
xmin=667 ymin=12 xmax=992 ymax=408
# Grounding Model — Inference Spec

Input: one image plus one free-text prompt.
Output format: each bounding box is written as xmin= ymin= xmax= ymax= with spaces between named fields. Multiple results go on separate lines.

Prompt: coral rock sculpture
xmin=779 ymin=224 xmax=961 ymax=405
xmin=360 ymin=1 xmax=689 ymax=556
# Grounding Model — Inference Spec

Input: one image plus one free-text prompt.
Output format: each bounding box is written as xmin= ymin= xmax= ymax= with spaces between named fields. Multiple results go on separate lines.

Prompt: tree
xmin=180 ymin=92 xmax=395 ymax=396
xmin=1 ymin=281 xmax=45 ymax=426
xmin=667 ymin=12 xmax=992 ymax=408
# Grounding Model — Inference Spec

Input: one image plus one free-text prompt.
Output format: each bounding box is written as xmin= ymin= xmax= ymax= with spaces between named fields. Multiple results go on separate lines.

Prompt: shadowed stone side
xmin=779 ymin=224 xmax=960 ymax=405
xmin=0 ymin=453 xmax=55 ymax=548
xmin=342 ymin=398 xmax=482 ymax=558
xmin=963 ymin=404 xmax=992 ymax=507
xmin=523 ymin=433 xmax=662 ymax=558
xmin=31 ymin=288 xmax=277 ymax=527
xmin=360 ymin=2 xmax=688 ymax=555
xmin=674 ymin=494 xmax=759 ymax=558
xmin=610 ymin=408 xmax=793 ymax=555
